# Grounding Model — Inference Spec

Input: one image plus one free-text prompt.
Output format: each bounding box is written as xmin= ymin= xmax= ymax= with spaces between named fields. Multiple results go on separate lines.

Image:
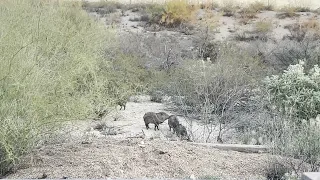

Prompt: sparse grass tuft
xmin=255 ymin=19 xmax=273 ymax=33
xmin=248 ymin=1 xmax=274 ymax=12
xmin=221 ymin=3 xmax=237 ymax=17
xmin=199 ymin=2 xmax=219 ymax=10
xmin=276 ymin=6 xmax=309 ymax=19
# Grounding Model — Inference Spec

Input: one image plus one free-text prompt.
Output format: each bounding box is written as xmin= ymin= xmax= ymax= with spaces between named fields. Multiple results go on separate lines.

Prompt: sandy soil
xmin=7 ymin=96 xmax=271 ymax=179
xmin=8 ymin=138 xmax=269 ymax=179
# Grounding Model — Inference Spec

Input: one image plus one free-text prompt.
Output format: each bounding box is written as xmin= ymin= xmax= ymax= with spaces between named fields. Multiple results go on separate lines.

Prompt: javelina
xmin=143 ymin=112 xmax=169 ymax=131
xmin=175 ymin=124 xmax=189 ymax=140
xmin=117 ymin=100 xmax=127 ymax=110
xmin=168 ymin=115 xmax=179 ymax=133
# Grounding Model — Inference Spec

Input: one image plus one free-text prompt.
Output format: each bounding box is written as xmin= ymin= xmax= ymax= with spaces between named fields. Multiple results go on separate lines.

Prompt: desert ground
xmin=7 ymin=96 xmax=271 ymax=180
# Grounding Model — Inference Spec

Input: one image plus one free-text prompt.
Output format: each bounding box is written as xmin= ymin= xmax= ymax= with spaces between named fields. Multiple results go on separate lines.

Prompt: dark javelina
xmin=117 ymin=98 xmax=127 ymax=110
xmin=117 ymin=100 xmax=127 ymax=110
xmin=168 ymin=115 xmax=179 ymax=133
xmin=175 ymin=124 xmax=189 ymax=140
xmin=143 ymin=112 xmax=169 ymax=131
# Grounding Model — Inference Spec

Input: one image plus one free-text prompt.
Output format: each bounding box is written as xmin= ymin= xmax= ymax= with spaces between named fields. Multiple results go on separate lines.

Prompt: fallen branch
xmin=189 ymin=142 xmax=269 ymax=153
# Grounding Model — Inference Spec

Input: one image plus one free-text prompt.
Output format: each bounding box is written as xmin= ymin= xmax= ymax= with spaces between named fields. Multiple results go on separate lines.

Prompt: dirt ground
xmin=7 ymin=96 xmax=271 ymax=180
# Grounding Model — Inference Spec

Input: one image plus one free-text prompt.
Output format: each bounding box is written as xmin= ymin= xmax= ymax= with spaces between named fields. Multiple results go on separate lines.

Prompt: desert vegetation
xmin=1 ymin=0 xmax=320 ymax=179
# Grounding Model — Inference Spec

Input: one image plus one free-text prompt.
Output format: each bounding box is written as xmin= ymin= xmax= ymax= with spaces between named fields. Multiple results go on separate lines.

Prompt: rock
xmin=249 ymin=138 xmax=258 ymax=145
xmin=139 ymin=141 xmax=145 ymax=148
xmin=190 ymin=174 xmax=196 ymax=180
xmin=314 ymin=7 xmax=320 ymax=14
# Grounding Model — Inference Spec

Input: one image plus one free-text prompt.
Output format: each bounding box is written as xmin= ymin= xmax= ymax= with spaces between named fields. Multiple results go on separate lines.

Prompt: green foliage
xmin=146 ymin=4 xmax=165 ymax=24
xmin=0 ymin=0 xmax=126 ymax=175
xmin=264 ymin=61 xmax=320 ymax=172
xmin=255 ymin=20 xmax=273 ymax=33
xmin=105 ymin=54 xmax=151 ymax=105
xmin=160 ymin=0 xmax=194 ymax=27
xmin=264 ymin=61 xmax=320 ymax=122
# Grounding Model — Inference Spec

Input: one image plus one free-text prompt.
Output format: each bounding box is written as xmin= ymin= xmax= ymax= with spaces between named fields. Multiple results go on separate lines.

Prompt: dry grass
xmin=82 ymin=1 xmax=124 ymax=14
xmin=8 ymin=138 xmax=270 ymax=179
xmin=302 ymin=17 xmax=320 ymax=30
xmin=276 ymin=6 xmax=311 ymax=19
xmin=247 ymin=1 xmax=274 ymax=12
xmin=199 ymin=1 xmax=219 ymax=10
xmin=237 ymin=2 xmax=272 ymax=24
xmin=255 ymin=19 xmax=273 ymax=33
xmin=159 ymin=0 xmax=196 ymax=27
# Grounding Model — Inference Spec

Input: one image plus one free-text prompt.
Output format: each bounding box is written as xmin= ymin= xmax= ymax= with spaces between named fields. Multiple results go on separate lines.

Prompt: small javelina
xmin=117 ymin=99 xmax=127 ymax=110
xmin=175 ymin=124 xmax=189 ymax=140
xmin=143 ymin=112 xmax=169 ymax=131
xmin=168 ymin=115 xmax=179 ymax=133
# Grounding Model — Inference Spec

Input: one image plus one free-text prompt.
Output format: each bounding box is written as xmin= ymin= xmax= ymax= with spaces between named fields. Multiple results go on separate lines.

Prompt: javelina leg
xmin=123 ymin=104 xmax=126 ymax=110
xmin=169 ymin=126 xmax=171 ymax=131
xmin=154 ymin=124 xmax=157 ymax=131
xmin=119 ymin=105 xmax=122 ymax=110
xmin=145 ymin=123 xmax=149 ymax=129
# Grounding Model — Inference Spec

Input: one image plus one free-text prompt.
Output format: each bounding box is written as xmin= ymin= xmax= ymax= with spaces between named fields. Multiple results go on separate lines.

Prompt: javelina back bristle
xmin=174 ymin=124 xmax=189 ymax=140
xmin=143 ymin=112 xmax=169 ymax=131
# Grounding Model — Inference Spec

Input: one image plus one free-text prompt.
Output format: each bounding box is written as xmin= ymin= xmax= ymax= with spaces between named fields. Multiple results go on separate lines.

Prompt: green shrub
xmin=160 ymin=0 xmax=195 ymax=27
xmin=0 ymin=0 xmax=125 ymax=175
xmin=264 ymin=61 xmax=320 ymax=172
xmin=146 ymin=4 xmax=165 ymax=24
xmin=255 ymin=20 xmax=273 ymax=33
xmin=105 ymin=54 xmax=151 ymax=105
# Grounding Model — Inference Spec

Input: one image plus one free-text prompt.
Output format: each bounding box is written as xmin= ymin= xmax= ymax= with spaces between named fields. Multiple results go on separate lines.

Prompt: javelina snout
xmin=175 ymin=124 xmax=189 ymax=140
xmin=143 ymin=112 xmax=169 ymax=131
xmin=168 ymin=115 xmax=179 ymax=133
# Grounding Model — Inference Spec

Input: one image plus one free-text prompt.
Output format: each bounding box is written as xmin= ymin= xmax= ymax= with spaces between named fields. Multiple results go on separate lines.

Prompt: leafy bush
xmin=0 ymin=0 xmax=130 ymax=175
xmin=159 ymin=0 xmax=195 ymax=27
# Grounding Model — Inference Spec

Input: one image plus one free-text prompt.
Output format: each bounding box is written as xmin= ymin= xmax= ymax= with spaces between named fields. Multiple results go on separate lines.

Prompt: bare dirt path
xmin=7 ymin=96 xmax=270 ymax=180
